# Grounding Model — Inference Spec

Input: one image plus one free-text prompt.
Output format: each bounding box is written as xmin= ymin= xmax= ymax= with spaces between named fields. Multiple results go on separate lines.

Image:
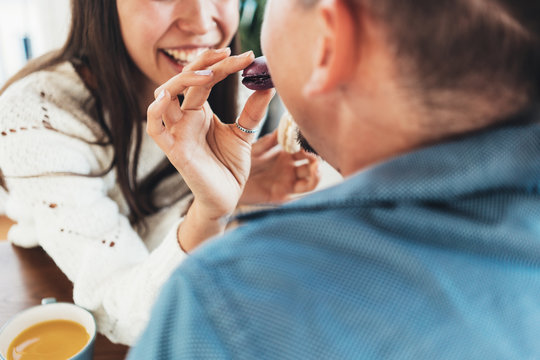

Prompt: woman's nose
xmin=173 ymin=0 xmax=216 ymax=35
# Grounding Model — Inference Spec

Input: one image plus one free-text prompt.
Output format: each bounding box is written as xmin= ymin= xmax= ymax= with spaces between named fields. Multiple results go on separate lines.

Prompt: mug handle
xmin=41 ymin=298 xmax=56 ymax=305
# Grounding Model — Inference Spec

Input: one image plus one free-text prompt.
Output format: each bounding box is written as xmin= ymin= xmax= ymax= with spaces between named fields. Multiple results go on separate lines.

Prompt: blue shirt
xmin=129 ymin=112 xmax=540 ymax=359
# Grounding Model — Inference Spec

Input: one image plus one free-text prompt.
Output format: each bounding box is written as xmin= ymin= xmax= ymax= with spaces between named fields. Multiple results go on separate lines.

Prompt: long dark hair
xmin=1 ymin=0 xmax=239 ymax=224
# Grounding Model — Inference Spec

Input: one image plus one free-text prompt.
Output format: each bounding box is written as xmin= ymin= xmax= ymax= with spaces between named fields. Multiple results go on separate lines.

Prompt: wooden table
xmin=0 ymin=242 xmax=129 ymax=359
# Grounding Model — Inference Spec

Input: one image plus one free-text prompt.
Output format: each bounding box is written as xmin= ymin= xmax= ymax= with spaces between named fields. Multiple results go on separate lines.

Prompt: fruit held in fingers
xmin=241 ymin=56 xmax=274 ymax=90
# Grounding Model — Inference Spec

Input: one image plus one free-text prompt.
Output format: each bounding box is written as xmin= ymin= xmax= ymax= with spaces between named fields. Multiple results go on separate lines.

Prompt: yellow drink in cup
xmin=7 ymin=319 xmax=90 ymax=360
xmin=0 ymin=298 xmax=96 ymax=360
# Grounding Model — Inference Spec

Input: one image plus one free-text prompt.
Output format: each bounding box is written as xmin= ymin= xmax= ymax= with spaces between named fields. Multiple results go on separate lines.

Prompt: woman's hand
xmin=240 ymin=131 xmax=320 ymax=205
xmin=146 ymin=49 xmax=274 ymax=251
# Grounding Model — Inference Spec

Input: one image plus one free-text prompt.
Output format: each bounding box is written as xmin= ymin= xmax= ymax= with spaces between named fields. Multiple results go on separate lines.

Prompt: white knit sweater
xmin=0 ymin=62 xmax=192 ymax=345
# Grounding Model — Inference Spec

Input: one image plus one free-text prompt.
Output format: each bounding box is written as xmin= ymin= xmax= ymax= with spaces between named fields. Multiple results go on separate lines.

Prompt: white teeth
xmin=163 ymin=48 xmax=208 ymax=64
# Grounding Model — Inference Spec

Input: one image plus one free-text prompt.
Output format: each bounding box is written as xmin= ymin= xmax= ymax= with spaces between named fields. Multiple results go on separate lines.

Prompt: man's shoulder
xmin=163 ymin=201 xmax=358 ymax=357
xmin=172 ymin=189 xmax=363 ymax=299
xmin=203 ymin=198 xmax=350 ymax=256
xmin=179 ymin=179 xmax=367 ymax=272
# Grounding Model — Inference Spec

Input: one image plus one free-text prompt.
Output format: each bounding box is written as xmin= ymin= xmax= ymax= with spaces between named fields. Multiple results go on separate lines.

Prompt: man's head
xmin=261 ymin=0 xmax=540 ymax=175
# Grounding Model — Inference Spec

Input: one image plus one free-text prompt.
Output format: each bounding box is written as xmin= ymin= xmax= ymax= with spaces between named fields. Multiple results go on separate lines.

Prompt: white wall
xmin=0 ymin=0 xmax=70 ymax=84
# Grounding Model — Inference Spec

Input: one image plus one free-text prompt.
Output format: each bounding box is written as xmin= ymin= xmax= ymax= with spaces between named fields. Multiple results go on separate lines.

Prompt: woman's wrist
xmin=176 ymin=200 xmax=229 ymax=252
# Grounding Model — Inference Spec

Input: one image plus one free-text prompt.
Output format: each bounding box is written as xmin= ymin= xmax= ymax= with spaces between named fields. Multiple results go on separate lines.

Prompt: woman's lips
xmin=160 ymin=50 xmax=184 ymax=73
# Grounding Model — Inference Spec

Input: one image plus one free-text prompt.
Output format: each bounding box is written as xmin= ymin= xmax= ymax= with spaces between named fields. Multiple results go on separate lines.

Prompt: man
xmin=129 ymin=0 xmax=540 ymax=358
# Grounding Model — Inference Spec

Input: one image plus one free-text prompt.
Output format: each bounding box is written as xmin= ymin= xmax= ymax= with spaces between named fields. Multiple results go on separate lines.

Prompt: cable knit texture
xmin=0 ymin=62 xmax=191 ymax=345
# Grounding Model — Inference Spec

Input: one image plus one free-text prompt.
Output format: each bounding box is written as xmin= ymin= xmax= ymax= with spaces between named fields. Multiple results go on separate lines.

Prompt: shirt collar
xmin=241 ymin=108 xmax=540 ymax=220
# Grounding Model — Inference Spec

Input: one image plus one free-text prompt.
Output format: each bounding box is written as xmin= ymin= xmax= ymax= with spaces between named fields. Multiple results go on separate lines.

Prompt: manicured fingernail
xmin=215 ymin=47 xmax=230 ymax=53
xmin=239 ymin=50 xmax=254 ymax=57
xmin=156 ymin=89 xmax=165 ymax=102
xmin=194 ymin=69 xmax=213 ymax=76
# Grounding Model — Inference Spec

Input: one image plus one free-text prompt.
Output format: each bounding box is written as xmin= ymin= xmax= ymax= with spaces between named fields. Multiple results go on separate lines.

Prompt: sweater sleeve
xmin=0 ymin=64 xmax=189 ymax=345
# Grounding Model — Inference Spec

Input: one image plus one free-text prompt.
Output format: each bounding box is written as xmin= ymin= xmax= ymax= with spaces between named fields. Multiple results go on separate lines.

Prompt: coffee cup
xmin=0 ymin=298 xmax=96 ymax=360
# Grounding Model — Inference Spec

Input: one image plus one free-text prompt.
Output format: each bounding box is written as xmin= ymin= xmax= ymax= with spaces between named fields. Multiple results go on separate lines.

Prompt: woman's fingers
xmin=295 ymin=163 xmax=320 ymax=192
xmin=181 ymin=86 xmax=212 ymax=111
xmin=234 ymin=88 xmax=275 ymax=141
xmin=147 ymin=89 xmax=175 ymax=151
xmin=153 ymin=69 xmax=216 ymax=100
xmin=292 ymin=150 xmax=317 ymax=161
xmin=181 ymin=51 xmax=255 ymax=111
xmin=182 ymin=47 xmax=231 ymax=72
xmin=207 ymin=50 xmax=255 ymax=83
xmin=162 ymin=96 xmax=184 ymax=130
xmin=293 ymin=153 xmax=320 ymax=193
xmin=295 ymin=163 xmax=313 ymax=179
xmin=155 ymin=49 xmax=256 ymax=112
xmin=153 ymin=48 xmax=236 ymax=98
xmin=252 ymin=131 xmax=278 ymax=156
xmin=293 ymin=178 xmax=317 ymax=194
xmin=147 ymin=89 xmax=182 ymax=134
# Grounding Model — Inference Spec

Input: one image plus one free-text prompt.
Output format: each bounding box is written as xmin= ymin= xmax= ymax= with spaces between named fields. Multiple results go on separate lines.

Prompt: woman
xmin=0 ymin=0 xmax=318 ymax=345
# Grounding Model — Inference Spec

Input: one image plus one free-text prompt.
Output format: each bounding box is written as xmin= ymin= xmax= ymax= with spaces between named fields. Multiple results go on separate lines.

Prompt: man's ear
xmin=303 ymin=0 xmax=357 ymax=97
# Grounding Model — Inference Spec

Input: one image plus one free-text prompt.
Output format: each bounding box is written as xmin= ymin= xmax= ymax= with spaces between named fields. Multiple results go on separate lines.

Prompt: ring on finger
xmin=235 ymin=117 xmax=259 ymax=134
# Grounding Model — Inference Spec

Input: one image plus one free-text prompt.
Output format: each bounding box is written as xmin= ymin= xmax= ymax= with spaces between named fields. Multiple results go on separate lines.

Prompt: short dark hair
xmin=301 ymin=0 xmax=540 ymax=124
xmin=370 ymin=1 xmax=539 ymax=99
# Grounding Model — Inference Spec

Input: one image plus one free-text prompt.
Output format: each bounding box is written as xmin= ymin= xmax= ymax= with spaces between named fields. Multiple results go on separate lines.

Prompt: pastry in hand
xmin=277 ymin=111 xmax=301 ymax=154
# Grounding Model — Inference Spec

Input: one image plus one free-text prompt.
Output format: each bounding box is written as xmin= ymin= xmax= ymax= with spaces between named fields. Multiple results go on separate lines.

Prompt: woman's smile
xmin=117 ymin=0 xmax=239 ymax=89
xmin=159 ymin=46 xmax=212 ymax=73
xmin=160 ymin=47 xmax=210 ymax=66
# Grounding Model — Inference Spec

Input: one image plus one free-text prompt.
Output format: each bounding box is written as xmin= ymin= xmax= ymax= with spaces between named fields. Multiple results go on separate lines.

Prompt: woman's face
xmin=117 ymin=0 xmax=239 ymax=91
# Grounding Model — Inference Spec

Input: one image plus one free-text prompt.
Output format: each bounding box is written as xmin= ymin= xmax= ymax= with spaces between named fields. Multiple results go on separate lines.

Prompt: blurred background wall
xmin=0 ymin=0 xmax=71 ymax=84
